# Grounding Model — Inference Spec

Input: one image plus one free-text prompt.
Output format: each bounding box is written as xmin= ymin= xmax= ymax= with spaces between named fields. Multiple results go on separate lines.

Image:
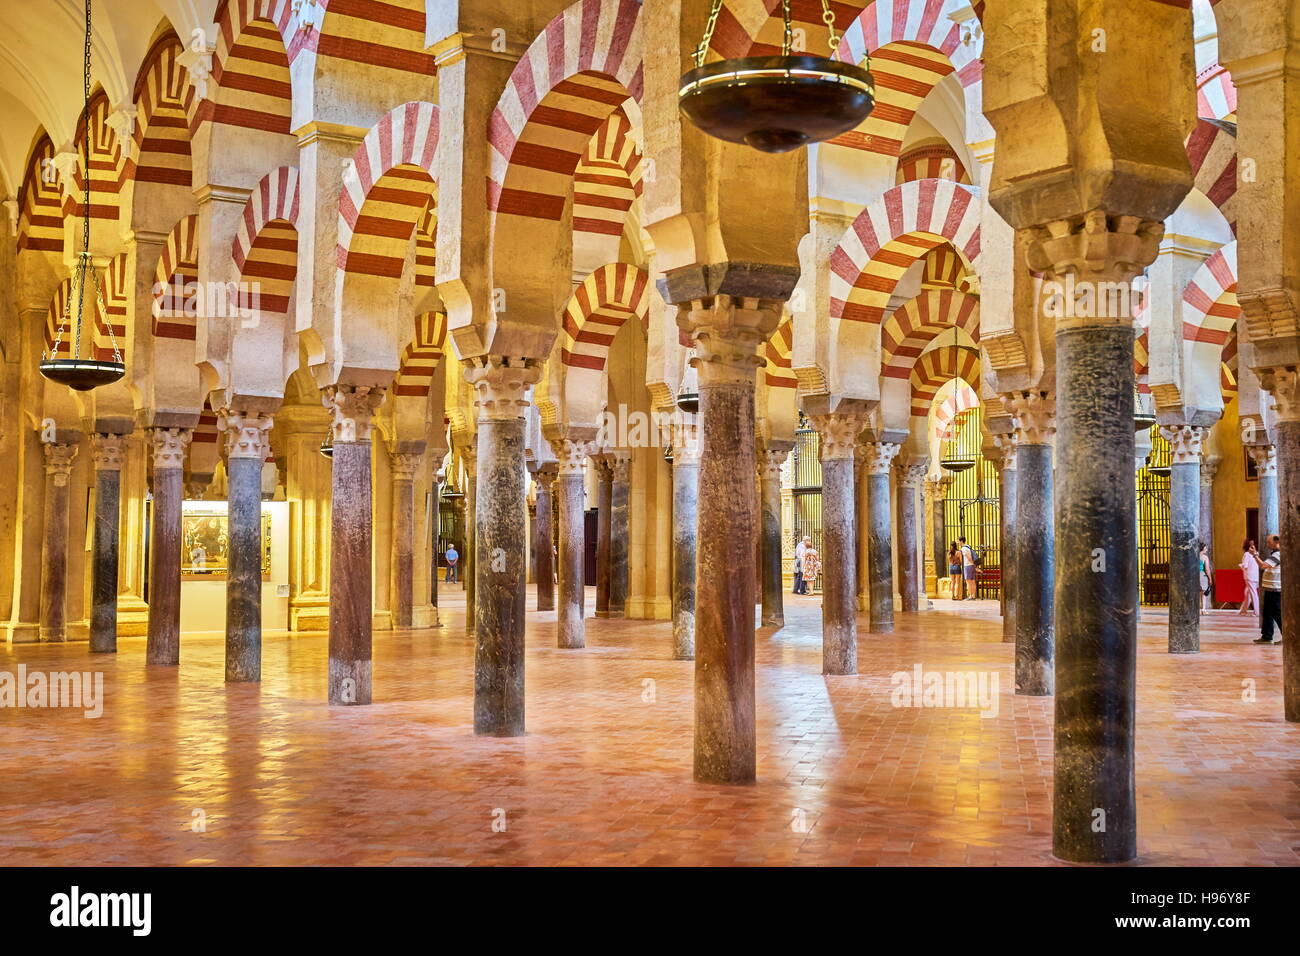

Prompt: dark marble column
xmin=555 ymin=439 xmax=587 ymax=649
xmin=594 ymin=456 xmax=613 ymax=618
xmin=1276 ymin=415 xmax=1300 ymax=721
xmin=1053 ymin=314 xmax=1139 ymax=864
xmin=221 ymin=410 xmax=274 ymax=682
xmin=862 ymin=441 xmax=900 ymax=634
xmin=388 ymin=450 xmax=421 ymax=628
xmin=1162 ymin=424 xmax=1204 ymax=654
xmin=1199 ymin=456 xmax=1219 ymax=603
xmin=758 ymin=441 xmax=790 ymax=627
xmin=430 ymin=472 xmax=442 ymax=614
xmin=89 ymin=434 xmax=127 ymax=653
xmin=810 ymin=414 xmax=863 ymax=674
xmin=681 ymin=295 xmax=782 ymax=785
xmin=1249 ymin=443 xmax=1279 ymax=549
xmin=1004 ymin=393 xmax=1054 ymax=695
xmin=466 ymin=357 xmax=539 ymax=736
xmin=896 ymin=460 xmax=926 ymax=613
xmin=38 ymin=442 xmax=78 ymax=643
xmin=463 ymin=448 xmax=477 ymax=630
xmin=324 ymin=386 xmax=384 ymax=704
xmin=146 ymin=427 xmax=191 ymax=666
xmin=608 ymin=452 xmax=631 ymax=618
xmin=994 ymin=434 xmax=1018 ymax=643
xmin=532 ymin=464 xmax=557 ymax=611
xmin=671 ymin=422 xmax=699 ymax=659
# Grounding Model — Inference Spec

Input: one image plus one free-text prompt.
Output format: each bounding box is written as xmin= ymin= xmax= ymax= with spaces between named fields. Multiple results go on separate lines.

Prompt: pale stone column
xmin=1005 ymin=391 xmax=1055 ymax=694
xmin=323 ymin=385 xmax=384 ymax=704
xmin=679 ymin=295 xmax=781 ymax=785
xmin=757 ymin=441 xmax=791 ymax=627
xmin=1248 ymin=443 xmax=1279 ymax=550
xmin=555 ymin=439 xmax=588 ymax=649
xmin=465 ymin=356 xmax=540 ymax=737
xmin=923 ymin=476 xmax=946 ymax=598
xmin=671 ymin=421 xmax=699 ymax=659
xmin=896 ymin=460 xmax=927 ymax=614
xmin=854 ymin=450 xmax=869 ymax=610
xmin=532 ymin=464 xmax=557 ymax=612
xmin=1161 ymin=424 xmax=1205 ymax=654
xmin=38 ymin=442 xmax=78 ymax=643
xmin=861 ymin=441 xmax=901 ymax=634
xmin=994 ymin=433 xmax=1019 ymax=643
xmin=89 ymin=434 xmax=127 ymax=653
xmin=809 ymin=414 xmax=865 ymax=672
xmin=608 ymin=451 xmax=632 ymax=618
xmin=220 ymin=410 xmax=274 ymax=682
xmin=593 ymin=455 xmax=613 ymax=618
xmin=146 ymin=427 xmax=191 ymax=665
xmin=388 ymin=451 xmax=422 ymax=628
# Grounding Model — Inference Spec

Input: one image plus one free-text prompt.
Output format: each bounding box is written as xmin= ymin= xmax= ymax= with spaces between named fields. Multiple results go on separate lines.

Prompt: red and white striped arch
xmin=192 ymin=402 xmax=221 ymax=475
xmin=933 ymin=380 xmax=980 ymax=443
xmin=395 ymin=311 xmax=448 ymax=397
xmin=829 ymin=179 xmax=981 ymax=324
xmin=560 ymin=262 xmax=649 ymax=372
xmin=1186 ymin=118 xmax=1236 ymax=233
xmin=65 ymin=90 xmax=124 ymax=227
xmin=233 ymin=165 xmax=300 ymax=271
xmin=1221 ymin=335 xmax=1238 ymax=403
xmin=204 ymin=0 xmax=294 ymax=134
xmin=896 ymin=141 xmax=970 ymax=185
xmin=336 ymin=101 xmax=439 ymax=280
xmin=1196 ymin=62 xmax=1237 ymax=122
xmin=764 ymin=316 xmax=797 ymax=389
xmin=414 ymin=201 xmax=436 ymax=296
xmin=44 ymin=277 xmax=107 ymax=360
xmin=153 ymin=214 xmax=199 ymax=340
xmin=232 ymin=165 xmax=300 ymax=318
xmin=910 ymin=344 xmax=980 ymax=418
xmin=573 ymin=108 xmax=643 ymax=255
xmin=487 ymin=0 xmax=644 ymax=224
xmin=98 ymin=253 xmax=129 ymax=363
xmin=305 ymin=0 xmax=434 ymax=80
xmin=881 ymin=288 xmax=979 ymax=380
xmin=17 ymin=135 xmax=63 ymax=254
xmin=126 ymin=34 xmax=196 ymax=188
xmin=1182 ymin=241 xmax=1239 ymax=408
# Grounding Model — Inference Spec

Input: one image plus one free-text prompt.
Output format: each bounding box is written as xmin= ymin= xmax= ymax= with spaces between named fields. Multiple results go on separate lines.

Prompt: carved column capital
xmin=1200 ymin=455 xmax=1221 ymax=486
xmin=43 ymin=442 xmax=78 ymax=486
xmin=1005 ymin=390 xmax=1057 ymax=446
xmin=758 ymin=440 xmax=792 ymax=481
xmin=896 ymin=460 xmax=928 ymax=489
xmin=809 ymin=412 xmax=866 ymax=461
xmin=323 ymin=385 xmax=385 ymax=443
xmin=923 ymin=477 xmax=946 ymax=503
xmin=533 ymin=463 xmax=558 ymax=491
xmin=1260 ymin=366 xmax=1300 ymax=423
xmin=1248 ymin=443 xmax=1278 ymax=478
xmin=671 ymin=422 xmax=701 ymax=466
xmin=556 ymin=438 xmax=590 ymax=476
xmin=858 ymin=441 xmax=901 ymax=476
xmin=147 ymin=426 xmax=192 ymax=471
xmin=992 ymin=430 xmax=1018 ymax=470
xmin=590 ymin=453 xmax=614 ymax=481
xmin=1160 ymin=424 xmax=1205 ymax=465
xmin=219 ymin=409 xmax=274 ymax=460
xmin=463 ymin=355 xmax=542 ymax=421
xmin=389 ymin=452 xmax=422 ymax=483
xmin=89 ymin=433 xmax=127 ymax=471
xmin=676 ymin=295 xmax=783 ymax=386
xmin=609 ymin=450 xmax=632 ymax=482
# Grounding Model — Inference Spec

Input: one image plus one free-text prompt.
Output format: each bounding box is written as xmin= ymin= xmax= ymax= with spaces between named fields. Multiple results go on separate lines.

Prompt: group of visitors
xmin=947 ymin=537 xmax=979 ymax=601
xmin=1237 ymin=535 xmax=1283 ymax=644
xmin=793 ymin=536 xmax=820 ymax=594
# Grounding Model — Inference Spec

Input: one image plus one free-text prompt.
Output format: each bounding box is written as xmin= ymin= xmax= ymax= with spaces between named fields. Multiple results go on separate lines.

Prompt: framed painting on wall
xmin=181 ymin=509 xmax=272 ymax=579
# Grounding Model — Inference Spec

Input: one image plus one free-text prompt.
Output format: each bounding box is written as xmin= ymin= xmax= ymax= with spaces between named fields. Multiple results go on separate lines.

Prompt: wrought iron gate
xmin=1137 ymin=424 xmax=1172 ymax=606
xmin=941 ymin=407 xmax=1002 ymax=599
xmin=790 ymin=419 xmax=823 ymax=592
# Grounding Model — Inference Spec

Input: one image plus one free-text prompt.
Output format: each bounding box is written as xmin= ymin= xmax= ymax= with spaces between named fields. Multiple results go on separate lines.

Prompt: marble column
xmin=430 ymin=471 xmax=442 ymax=614
xmin=810 ymin=414 xmax=865 ymax=673
xmin=146 ymin=427 xmax=191 ymax=666
xmin=463 ymin=447 xmax=477 ymax=629
xmin=222 ymin=410 xmax=274 ymax=682
xmin=533 ymin=464 xmax=557 ymax=612
xmin=1005 ymin=392 xmax=1055 ymax=695
xmin=925 ymin=476 xmax=947 ymax=598
xmin=555 ymin=438 xmax=588 ymax=649
xmin=1199 ymin=456 xmax=1219 ymax=602
xmin=388 ymin=450 xmax=421 ymax=628
xmin=1249 ymin=443 xmax=1279 ymax=551
xmin=1263 ymin=373 xmax=1300 ymax=721
xmin=324 ymin=386 xmax=384 ymax=704
xmin=671 ymin=422 xmax=699 ymax=659
xmin=680 ymin=295 xmax=781 ymax=785
xmin=994 ymin=433 xmax=1019 ymax=643
xmin=896 ymin=460 xmax=927 ymax=613
xmin=862 ymin=441 xmax=901 ymax=634
xmin=1162 ymin=424 xmax=1205 ymax=654
xmin=593 ymin=455 xmax=613 ymax=618
xmin=38 ymin=442 xmax=78 ymax=643
xmin=89 ymin=434 xmax=127 ymax=653
xmin=608 ymin=451 xmax=631 ymax=618
xmin=465 ymin=357 xmax=540 ymax=737
xmin=758 ymin=441 xmax=790 ymax=627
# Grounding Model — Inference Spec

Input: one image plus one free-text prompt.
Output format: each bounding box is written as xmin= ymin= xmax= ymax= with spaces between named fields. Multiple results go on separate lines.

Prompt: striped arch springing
xmin=232 ymin=166 xmax=300 ymax=318
xmin=232 ymin=165 xmax=300 ymax=270
xmin=764 ymin=316 xmax=796 ymax=389
xmin=205 ymin=0 xmax=294 ymax=134
xmin=337 ymin=101 xmax=438 ymax=279
xmin=191 ymin=402 xmax=221 ymax=475
xmin=1186 ymin=118 xmax=1236 ymax=233
xmin=832 ymin=0 xmax=981 ymax=156
xmin=414 ymin=201 xmax=436 ymax=294
xmin=910 ymin=344 xmax=980 ymax=418
xmin=881 ymin=288 xmax=979 ymax=380
xmin=45 ymin=277 xmax=106 ymax=359
xmin=487 ymin=0 xmax=644 ymax=223
xmin=573 ymin=108 xmax=643 ymax=245
xmin=395 ymin=311 xmax=447 ymax=397
xmin=127 ymin=34 xmax=196 ymax=188
xmin=1196 ymin=62 xmax=1237 ymax=122
xmin=896 ymin=141 xmax=970 ymax=185
xmin=308 ymin=0 xmax=434 ymax=79
xmin=829 ymin=178 xmax=981 ymax=324
xmin=65 ymin=90 xmax=124 ymax=225
xmin=560 ymin=262 xmax=650 ymax=372
xmin=98 ymin=253 xmax=129 ymax=362
xmin=18 ymin=135 xmax=64 ymax=253
xmin=1182 ymin=241 xmax=1239 ymax=409
xmin=153 ymin=214 xmax=199 ymax=340
xmin=933 ymin=380 xmax=980 ymax=443
xmin=1221 ymin=335 xmax=1238 ymax=403
xmin=920 ymin=244 xmax=972 ymax=290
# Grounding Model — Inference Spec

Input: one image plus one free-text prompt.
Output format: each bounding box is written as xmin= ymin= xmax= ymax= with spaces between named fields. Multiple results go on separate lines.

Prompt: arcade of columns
xmin=0 ymin=0 xmax=1296 ymax=864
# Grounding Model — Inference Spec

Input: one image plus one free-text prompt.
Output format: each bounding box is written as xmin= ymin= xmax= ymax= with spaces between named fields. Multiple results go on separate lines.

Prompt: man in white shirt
xmin=1248 ymin=534 xmax=1282 ymax=644
xmin=794 ymin=536 xmax=811 ymax=594
xmin=958 ymin=536 xmax=977 ymax=600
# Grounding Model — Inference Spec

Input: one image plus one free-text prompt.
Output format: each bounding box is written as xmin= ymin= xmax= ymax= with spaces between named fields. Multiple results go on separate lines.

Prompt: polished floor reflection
xmin=0 ymin=590 xmax=1295 ymax=865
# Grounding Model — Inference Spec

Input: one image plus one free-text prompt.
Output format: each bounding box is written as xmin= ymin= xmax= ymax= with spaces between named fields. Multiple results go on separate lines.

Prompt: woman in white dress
xmin=1239 ymin=539 xmax=1260 ymax=616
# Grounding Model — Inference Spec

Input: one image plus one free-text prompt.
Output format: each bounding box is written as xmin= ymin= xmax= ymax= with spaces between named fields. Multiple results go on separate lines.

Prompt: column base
xmin=290 ymin=597 xmax=330 ymax=632
xmin=66 ymin=621 xmax=90 ymax=642
xmin=372 ymin=611 xmax=393 ymax=632
xmin=117 ymin=599 xmax=150 ymax=637
xmin=594 ymin=610 xmax=612 ymax=619
xmin=413 ymin=604 xmax=439 ymax=628
xmin=4 ymin=623 xmax=39 ymax=644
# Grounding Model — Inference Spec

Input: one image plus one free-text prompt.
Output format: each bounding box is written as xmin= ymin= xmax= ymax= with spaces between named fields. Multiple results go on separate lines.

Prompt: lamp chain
xmin=693 ymin=0 xmax=725 ymax=68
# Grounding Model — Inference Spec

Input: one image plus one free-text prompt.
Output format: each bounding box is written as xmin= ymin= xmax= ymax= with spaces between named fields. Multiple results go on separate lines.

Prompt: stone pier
xmin=146 ymin=427 xmax=191 ymax=666
xmin=89 ymin=434 xmax=126 ymax=653
xmin=222 ymin=411 xmax=274 ymax=682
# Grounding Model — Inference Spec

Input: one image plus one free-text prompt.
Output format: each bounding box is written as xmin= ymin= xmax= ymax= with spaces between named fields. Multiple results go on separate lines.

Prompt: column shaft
xmin=671 ymin=435 xmax=698 ymax=659
xmin=391 ymin=471 xmax=416 ymax=628
xmin=1166 ymin=439 xmax=1202 ymax=654
xmin=146 ymin=429 xmax=188 ymax=666
xmin=329 ymin=439 xmax=373 ymax=702
xmin=594 ymin=460 xmax=612 ymax=618
xmin=1277 ymin=422 xmax=1300 ymax=721
xmin=609 ymin=456 xmax=630 ymax=617
xmin=759 ymin=452 xmax=785 ymax=627
xmin=821 ymin=456 xmax=857 ymax=672
xmin=556 ymin=458 xmax=586 ymax=649
xmin=897 ymin=475 xmax=920 ymax=613
xmin=38 ymin=443 xmax=76 ymax=643
xmin=1015 ymin=442 xmax=1054 ymax=693
xmin=226 ymin=455 xmax=264 ymax=681
xmin=90 ymin=456 xmax=122 ymax=654
xmin=533 ymin=469 xmax=555 ymax=611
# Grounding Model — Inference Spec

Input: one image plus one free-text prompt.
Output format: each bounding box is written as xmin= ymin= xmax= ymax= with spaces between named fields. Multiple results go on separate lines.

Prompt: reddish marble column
xmin=862 ymin=441 xmax=901 ymax=634
xmin=809 ymin=414 xmax=864 ymax=673
xmin=608 ymin=452 xmax=631 ymax=618
xmin=1261 ymin=373 xmax=1300 ymax=721
xmin=89 ymin=434 xmax=127 ymax=653
xmin=324 ymin=386 xmax=385 ymax=704
xmin=896 ymin=459 xmax=927 ymax=613
xmin=221 ymin=410 xmax=274 ymax=682
xmin=146 ymin=427 xmax=191 ymax=666
xmin=38 ymin=442 xmax=78 ymax=643
xmin=758 ymin=441 xmax=791 ymax=627
xmin=593 ymin=456 xmax=613 ymax=618
xmin=994 ymin=434 xmax=1018 ymax=642
xmin=463 ymin=447 xmax=477 ymax=630
xmin=465 ymin=356 xmax=541 ymax=736
xmin=1161 ymin=424 xmax=1205 ymax=654
xmin=532 ymin=464 xmax=557 ymax=612
xmin=671 ymin=422 xmax=699 ymax=659
xmin=1199 ymin=456 xmax=1219 ymax=604
xmin=679 ymin=295 xmax=783 ymax=785
xmin=1005 ymin=391 xmax=1055 ymax=696
xmin=389 ymin=450 xmax=422 ymax=628
xmin=555 ymin=439 xmax=588 ymax=649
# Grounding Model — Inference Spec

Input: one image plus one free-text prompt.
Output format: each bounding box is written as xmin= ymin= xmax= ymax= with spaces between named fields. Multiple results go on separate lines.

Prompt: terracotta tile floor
xmin=1 ymin=589 xmax=1296 ymax=866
